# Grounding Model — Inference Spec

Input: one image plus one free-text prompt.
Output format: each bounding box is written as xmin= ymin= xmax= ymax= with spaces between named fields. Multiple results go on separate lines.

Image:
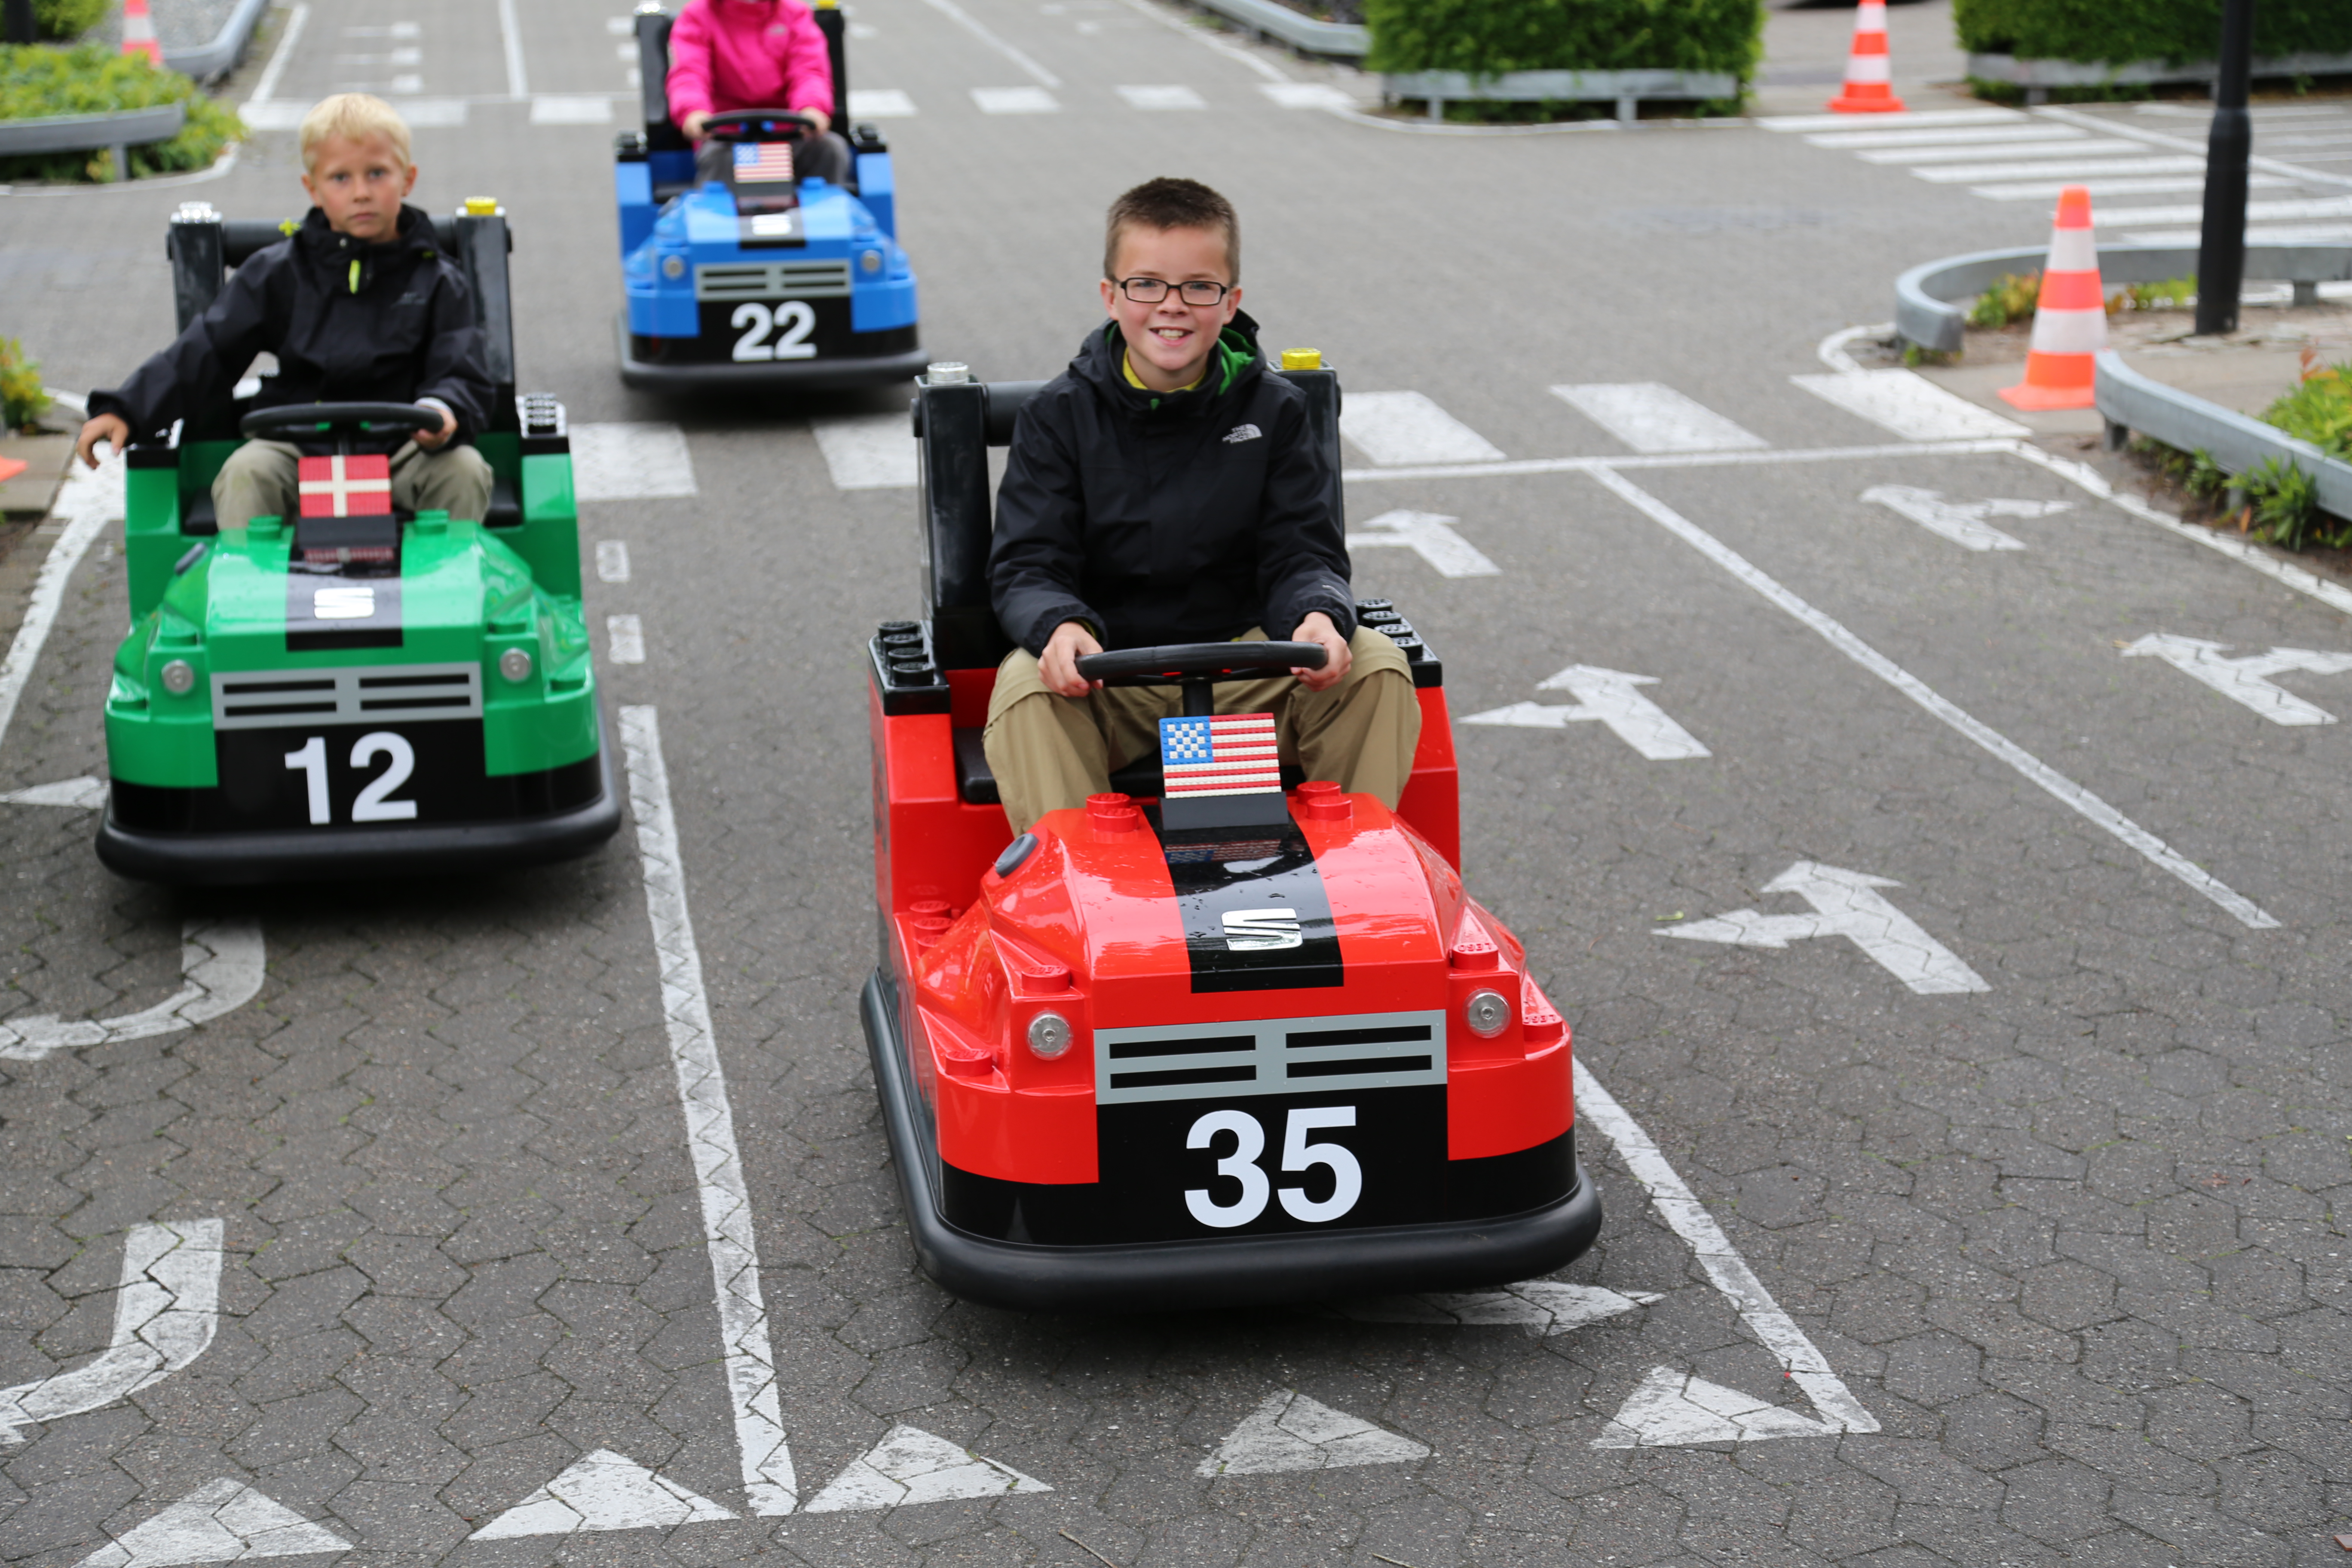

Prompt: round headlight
xmin=860 ymin=248 xmax=882 ymax=274
xmin=1465 ymin=989 xmax=1510 ymax=1038
xmin=498 ymin=647 xmax=534 ymax=683
xmin=1026 ymin=1011 xmax=1073 ymax=1060
xmin=662 ymin=254 xmax=686 ymax=279
xmin=159 ymin=659 xmax=196 ymax=695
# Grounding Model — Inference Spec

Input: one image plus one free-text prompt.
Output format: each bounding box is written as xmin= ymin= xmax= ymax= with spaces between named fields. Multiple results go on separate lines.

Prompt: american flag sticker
xmin=1159 ymin=714 xmax=1282 ymax=799
xmin=732 ymin=141 xmax=796 ymax=183
xmin=296 ymin=454 xmax=393 ymax=518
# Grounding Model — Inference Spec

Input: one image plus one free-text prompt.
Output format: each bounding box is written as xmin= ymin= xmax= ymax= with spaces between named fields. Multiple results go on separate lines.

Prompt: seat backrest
xmin=636 ymin=3 xmax=848 ymax=144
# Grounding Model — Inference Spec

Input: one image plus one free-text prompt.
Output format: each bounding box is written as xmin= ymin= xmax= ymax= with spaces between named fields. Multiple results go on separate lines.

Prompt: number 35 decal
xmin=284 ymin=732 xmax=418 ymax=826
xmin=1185 ymin=1106 xmax=1361 ymax=1228
xmin=730 ymin=300 xmax=817 ymax=363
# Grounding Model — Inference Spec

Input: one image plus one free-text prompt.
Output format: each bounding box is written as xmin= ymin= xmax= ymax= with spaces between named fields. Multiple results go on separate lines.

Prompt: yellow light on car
xmin=464 ymin=197 xmax=499 ymax=216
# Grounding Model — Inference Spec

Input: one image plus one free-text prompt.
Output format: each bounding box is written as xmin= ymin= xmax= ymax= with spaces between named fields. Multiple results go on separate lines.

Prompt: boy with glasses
xmin=983 ymin=177 xmax=1420 ymax=834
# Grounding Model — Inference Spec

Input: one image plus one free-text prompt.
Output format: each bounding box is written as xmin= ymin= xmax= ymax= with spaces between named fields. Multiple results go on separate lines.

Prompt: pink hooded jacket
xmin=665 ymin=0 xmax=836 ymax=127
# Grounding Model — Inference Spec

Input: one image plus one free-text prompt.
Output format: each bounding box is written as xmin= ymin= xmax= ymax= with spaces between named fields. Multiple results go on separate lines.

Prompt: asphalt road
xmin=3 ymin=2 xmax=2350 ymax=1565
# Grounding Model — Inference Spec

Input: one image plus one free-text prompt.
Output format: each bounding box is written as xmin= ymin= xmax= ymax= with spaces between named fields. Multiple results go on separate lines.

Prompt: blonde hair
xmin=298 ymin=94 xmax=413 ymax=172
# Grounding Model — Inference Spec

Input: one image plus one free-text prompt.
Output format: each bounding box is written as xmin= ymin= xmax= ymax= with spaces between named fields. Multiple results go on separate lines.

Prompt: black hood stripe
xmin=1160 ymin=819 xmax=1343 ymax=993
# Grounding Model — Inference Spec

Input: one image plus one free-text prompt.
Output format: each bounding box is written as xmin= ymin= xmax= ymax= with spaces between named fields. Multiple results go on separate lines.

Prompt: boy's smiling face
xmin=302 ymin=132 xmax=417 ymax=243
xmin=1100 ymin=223 xmax=1240 ymax=394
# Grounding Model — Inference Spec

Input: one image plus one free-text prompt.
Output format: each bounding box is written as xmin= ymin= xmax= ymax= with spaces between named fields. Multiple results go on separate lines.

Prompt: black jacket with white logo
xmin=91 ymin=205 xmax=493 ymax=452
xmin=989 ymin=315 xmax=1355 ymax=657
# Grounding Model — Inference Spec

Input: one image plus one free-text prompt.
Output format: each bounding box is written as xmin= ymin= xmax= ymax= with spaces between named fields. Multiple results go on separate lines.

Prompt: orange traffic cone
xmin=121 ymin=0 xmax=162 ymax=64
xmin=2000 ymin=186 xmax=2106 ymax=411
xmin=1827 ymin=0 xmax=1905 ymax=113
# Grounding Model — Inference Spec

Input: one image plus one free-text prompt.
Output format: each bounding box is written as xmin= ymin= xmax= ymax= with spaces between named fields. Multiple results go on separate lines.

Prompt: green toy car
xmin=96 ymin=202 xmax=622 ymax=884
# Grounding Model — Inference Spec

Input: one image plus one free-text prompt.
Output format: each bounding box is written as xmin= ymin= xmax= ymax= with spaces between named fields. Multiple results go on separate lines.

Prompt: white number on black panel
xmin=284 ymin=731 xmax=420 ymax=826
xmin=729 ymin=300 xmax=818 ymax=362
xmin=1184 ymin=1106 xmax=1361 ymax=1228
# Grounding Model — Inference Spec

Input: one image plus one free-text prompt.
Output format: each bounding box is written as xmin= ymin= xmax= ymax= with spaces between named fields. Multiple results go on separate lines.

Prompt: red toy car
xmin=862 ymin=361 xmax=1600 ymax=1311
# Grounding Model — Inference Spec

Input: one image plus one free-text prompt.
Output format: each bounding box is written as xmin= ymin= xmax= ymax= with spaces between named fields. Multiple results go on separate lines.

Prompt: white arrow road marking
xmin=619 ymin=707 xmax=796 ymax=1515
xmin=803 ymin=1426 xmax=1051 ymax=1512
xmin=73 ymin=1477 xmax=348 ymax=1568
xmin=0 ymin=920 xmax=266 ymax=1060
xmin=469 ymin=1451 xmax=735 ymax=1537
xmin=1599 ymin=1367 xmax=1844 ymax=1446
xmin=2122 ymin=633 xmax=2352 ymax=725
xmin=1464 ymin=666 xmax=1710 ymax=760
xmin=1197 ymin=1391 xmax=1430 ymax=1476
xmin=0 ymin=450 xmax=123 ymax=753
xmin=1345 ymin=509 xmax=1499 ymax=577
xmin=0 ymin=775 xmax=109 ymax=809
xmin=1320 ymin=1281 xmax=1660 ymax=1336
xmin=0 ymin=1221 xmax=224 ymax=1443
xmin=1574 ymin=1063 xmax=1879 ymax=1447
xmin=1861 ymin=484 xmax=2071 ymax=551
xmin=1663 ymin=861 xmax=1989 ymax=994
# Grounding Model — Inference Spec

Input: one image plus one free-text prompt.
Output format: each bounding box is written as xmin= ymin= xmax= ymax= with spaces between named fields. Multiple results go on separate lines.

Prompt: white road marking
xmin=811 ymin=413 xmax=919 ymax=489
xmin=1340 ymin=391 xmax=1504 ymax=465
xmin=1550 ymin=383 xmax=1769 ymax=453
xmin=971 ymin=85 xmax=1059 ymax=113
xmin=1321 ymin=1282 xmax=1659 ymax=1335
xmin=1197 ymin=1391 xmax=1430 ymax=1476
xmin=1116 ymin=83 xmax=1205 ymax=110
xmin=0 ymin=920 xmax=266 ymax=1060
xmin=1464 ymin=665 xmax=1710 ymax=760
xmin=920 ymin=0 xmax=1060 ymax=86
xmin=1975 ymin=173 xmax=2294 ymax=201
xmin=2064 ymin=194 xmax=2352 ymax=227
xmin=1862 ymin=484 xmax=2070 ymax=551
xmin=1574 ymin=1061 xmax=1880 ymax=1446
xmin=606 ymin=615 xmax=645 ymax=665
xmin=2125 ymin=222 xmax=2352 ymax=245
xmin=571 ymin=423 xmax=697 ymax=499
xmin=1345 ymin=508 xmax=1497 ymax=576
xmin=594 ymin=540 xmax=631 ymax=582
xmin=2122 ymin=634 xmax=2352 ymax=725
xmin=470 ymin=1450 xmax=735 ymax=1537
xmin=2035 ymin=103 xmax=2352 ymax=194
xmin=1909 ymin=154 xmax=2203 ymax=182
xmin=1109 ymin=0 xmax=1288 ymax=81
xmin=0 ymin=775 xmax=109 ymax=808
xmin=614 ymin=40 xmax=636 ymax=60
xmin=1789 ymin=370 xmax=2030 ymax=440
xmin=1663 ymin=861 xmax=1991 ymax=994
xmin=1344 ymin=435 xmax=2020 ymax=484
xmin=1862 ymin=136 xmax=2150 ymax=164
xmin=239 ymin=101 xmax=306 ymax=129
xmin=1261 ymin=81 xmax=1353 ymax=109
xmin=1587 ymin=466 xmax=2280 ymax=929
xmin=619 ymin=706 xmax=796 ymax=1515
xmin=73 ymin=1477 xmax=347 ymax=1568
xmin=1758 ymin=107 xmax=2026 ymax=132
xmin=0 ymin=1221 xmax=223 ymax=1444
xmin=1602 ymin=1368 xmax=1846 ymax=1446
xmin=1804 ymin=122 xmax=2084 ymax=149
xmin=804 ymin=1427 xmax=1050 ymax=1512
xmin=496 ymin=0 xmax=528 ymax=98
xmin=606 ymin=14 xmax=633 ymax=33
xmin=531 ymin=95 xmax=612 ymax=124
xmin=848 ymin=88 xmax=918 ymax=118
xmin=0 ymin=452 xmax=120 ymax=752
xmin=243 ymin=1 xmax=308 ymax=107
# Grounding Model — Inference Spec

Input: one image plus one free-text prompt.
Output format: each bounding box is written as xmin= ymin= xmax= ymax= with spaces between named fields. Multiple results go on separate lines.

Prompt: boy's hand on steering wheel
xmin=1290 ymin=612 xmax=1350 ymax=691
xmin=1039 ymin=620 xmax=1103 ymax=699
xmin=75 ymin=413 xmax=129 ymax=469
xmin=412 ymin=402 xmax=457 ymax=451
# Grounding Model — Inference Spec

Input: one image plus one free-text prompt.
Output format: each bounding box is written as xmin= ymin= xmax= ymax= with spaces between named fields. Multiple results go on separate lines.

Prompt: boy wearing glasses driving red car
xmin=983 ymin=178 xmax=1420 ymax=836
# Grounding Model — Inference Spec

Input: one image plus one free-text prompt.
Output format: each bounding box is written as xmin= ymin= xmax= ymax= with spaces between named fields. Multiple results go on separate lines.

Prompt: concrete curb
xmin=1966 ymin=48 xmax=2352 ymax=93
xmin=0 ymin=103 xmax=187 ymax=180
xmin=2096 ymin=349 xmax=2352 ymax=520
xmin=162 ymin=0 xmax=273 ymax=83
xmin=1895 ymin=243 xmax=2352 ymax=354
xmin=1183 ymin=0 xmax=1366 ymax=58
xmin=1382 ymin=68 xmax=1740 ymax=125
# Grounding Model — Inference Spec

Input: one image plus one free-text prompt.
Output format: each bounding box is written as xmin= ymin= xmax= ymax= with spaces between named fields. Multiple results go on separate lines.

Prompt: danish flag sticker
xmin=297 ymin=454 xmax=394 ymax=518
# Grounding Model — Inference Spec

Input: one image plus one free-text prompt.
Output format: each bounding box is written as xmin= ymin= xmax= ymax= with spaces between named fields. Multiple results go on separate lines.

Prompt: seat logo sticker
xmin=1223 ymin=423 xmax=1262 ymax=444
xmin=312 ymin=585 xmax=376 ymax=620
xmin=1222 ymin=908 xmax=1302 ymax=951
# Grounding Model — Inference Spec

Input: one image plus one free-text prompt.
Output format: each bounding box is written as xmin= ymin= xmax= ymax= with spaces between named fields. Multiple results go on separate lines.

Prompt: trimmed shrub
xmin=34 ymin=0 xmax=108 ymax=40
xmin=1954 ymin=0 xmax=2352 ymax=65
xmin=1366 ymin=0 xmax=1763 ymax=83
xmin=0 ymin=338 xmax=49 ymax=432
xmin=0 ymin=45 xmax=244 ymax=183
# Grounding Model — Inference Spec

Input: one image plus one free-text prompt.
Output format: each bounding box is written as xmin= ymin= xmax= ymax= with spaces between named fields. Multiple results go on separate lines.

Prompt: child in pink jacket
xmin=666 ymin=0 xmax=853 ymax=187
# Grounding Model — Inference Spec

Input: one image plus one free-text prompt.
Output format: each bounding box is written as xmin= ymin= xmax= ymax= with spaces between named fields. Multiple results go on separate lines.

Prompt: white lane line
xmin=811 ymin=413 xmax=918 ymax=490
xmin=606 ymin=615 xmax=646 ymax=664
xmin=2035 ymin=104 xmax=2352 ymax=193
xmin=848 ymin=88 xmax=917 ymax=118
xmin=1109 ymin=0 xmax=1288 ymax=82
xmin=1758 ymin=107 xmax=2024 ymax=132
xmin=1856 ymin=136 xmax=2147 ymax=165
xmin=971 ymin=86 xmax=1058 ymax=114
xmin=1909 ymin=155 xmax=2205 ymax=182
xmin=595 ymin=540 xmax=631 ymax=582
xmin=2125 ymin=223 xmax=2352 ymax=245
xmin=606 ymin=14 xmax=633 ymax=34
xmin=1585 ymin=465 xmax=2279 ymax=930
xmin=1575 ymin=1061 xmax=1878 ymax=1442
xmin=0 ymin=920 xmax=266 ymax=1060
xmin=918 ymin=0 xmax=1060 ymax=86
xmin=1262 ymin=82 xmax=1353 ymax=109
xmin=1116 ymin=84 xmax=1206 ymax=110
xmin=497 ymin=0 xmax=528 ymax=97
xmin=1550 ymin=383 xmax=1769 ymax=453
xmin=1789 ymin=371 xmax=2030 ymax=441
xmin=0 ymin=452 xmax=121 ymax=753
xmin=619 ymin=706 xmax=797 ymax=1516
xmin=1972 ymin=173 xmax=2289 ymax=201
xmin=532 ymin=95 xmax=612 ymax=124
xmin=2078 ymin=194 xmax=2352 ymax=227
xmin=1804 ymin=122 xmax=2085 ymax=150
xmin=0 ymin=1220 xmax=224 ymax=1442
xmin=1341 ymin=435 xmax=2020 ymax=484
xmin=1340 ymin=391 xmax=1505 ymax=465
xmin=572 ymin=423 xmax=697 ymax=499
xmin=244 ymin=0 xmax=308 ymax=107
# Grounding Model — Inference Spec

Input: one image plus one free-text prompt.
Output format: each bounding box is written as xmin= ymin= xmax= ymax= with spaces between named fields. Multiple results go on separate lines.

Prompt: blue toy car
xmin=613 ymin=1 xmax=922 ymax=390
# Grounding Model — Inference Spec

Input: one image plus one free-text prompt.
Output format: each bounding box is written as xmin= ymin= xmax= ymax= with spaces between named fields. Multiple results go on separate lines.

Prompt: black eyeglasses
xmin=1114 ymin=277 xmax=1232 ymax=305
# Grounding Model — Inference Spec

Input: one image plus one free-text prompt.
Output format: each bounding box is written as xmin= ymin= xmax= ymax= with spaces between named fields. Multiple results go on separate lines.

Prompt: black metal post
xmin=2194 ymin=0 xmax=2256 ymax=337
xmin=3 ymin=0 xmax=38 ymax=46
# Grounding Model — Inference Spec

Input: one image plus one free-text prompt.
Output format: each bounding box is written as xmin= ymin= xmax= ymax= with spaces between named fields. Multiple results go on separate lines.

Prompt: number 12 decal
xmin=1185 ymin=1106 xmax=1361 ymax=1228
xmin=730 ymin=300 xmax=817 ymax=362
xmin=284 ymin=731 xmax=419 ymax=826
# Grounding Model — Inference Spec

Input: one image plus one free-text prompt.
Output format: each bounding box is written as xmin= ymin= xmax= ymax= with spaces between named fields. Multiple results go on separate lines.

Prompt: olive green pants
xmin=982 ymin=626 xmax=1423 ymax=835
xmin=212 ymin=438 xmax=495 ymax=530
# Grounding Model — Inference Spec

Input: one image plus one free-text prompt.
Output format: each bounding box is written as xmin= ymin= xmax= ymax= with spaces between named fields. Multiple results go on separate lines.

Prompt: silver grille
xmin=1095 ymin=1011 xmax=1446 ymax=1106
xmin=694 ymin=260 xmax=852 ymax=301
xmin=211 ymin=662 xmax=484 ymax=731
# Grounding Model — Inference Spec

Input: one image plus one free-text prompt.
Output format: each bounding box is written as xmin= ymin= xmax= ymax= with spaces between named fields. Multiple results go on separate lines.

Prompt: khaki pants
xmin=983 ymin=626 xmax=1423 ymax=835
xmin=213 ymin=438 xmax=496 ymax=530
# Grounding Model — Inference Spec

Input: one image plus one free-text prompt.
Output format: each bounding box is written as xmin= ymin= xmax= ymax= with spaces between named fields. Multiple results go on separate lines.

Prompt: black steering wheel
xmin=1077 ymin=641 xmax=1328 ymax=719
xmin=241 ymin=403 xmax=444 ymax=441
xmin=701 ymin=108 xmax=816 ymax=143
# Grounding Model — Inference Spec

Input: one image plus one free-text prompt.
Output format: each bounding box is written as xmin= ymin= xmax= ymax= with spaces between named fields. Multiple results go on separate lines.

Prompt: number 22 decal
xmin=283 ymin=732 xmax=419 ymax=826
xmin=730 ymin=300 xmax=817 ymax=362
xmin=1185 ymin=1106 xmax=1361 ymax=1228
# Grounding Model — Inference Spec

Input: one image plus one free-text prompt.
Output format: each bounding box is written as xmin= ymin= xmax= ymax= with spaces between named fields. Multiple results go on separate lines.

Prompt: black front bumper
xmin=615 ymin=312 xmax=929 ymax=392
xmin=861 ymin=971 xmax=1605 ymax=1314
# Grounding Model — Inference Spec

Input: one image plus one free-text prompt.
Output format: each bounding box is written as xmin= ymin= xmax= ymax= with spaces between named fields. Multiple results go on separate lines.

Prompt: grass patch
xmin=1968 ymin=271 xmax=2202 ymax=332
xmin=2262 ymin=351 xmax=2352 ymax=459
xmin=0 ymin=44 xmax=245 ymax=184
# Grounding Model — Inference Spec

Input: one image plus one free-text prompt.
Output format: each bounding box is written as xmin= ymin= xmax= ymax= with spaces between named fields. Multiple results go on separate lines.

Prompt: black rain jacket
xmin=90 ymin=204 xmax=493 ymax=453
xmin=989 ymin=314 xmax=1355 ymax=657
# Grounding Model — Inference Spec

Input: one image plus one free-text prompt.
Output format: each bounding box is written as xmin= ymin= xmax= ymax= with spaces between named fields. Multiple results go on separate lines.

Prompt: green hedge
xmin=1365 ymin=0 xmax=1763 ymax=82
xmin=0 ymin=45 xmax=244 ymax=183
xmin=1954 ymin=0 xmax=2352 ymax=64
xmin=35 ymin=0 xmax=108 ymax=40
